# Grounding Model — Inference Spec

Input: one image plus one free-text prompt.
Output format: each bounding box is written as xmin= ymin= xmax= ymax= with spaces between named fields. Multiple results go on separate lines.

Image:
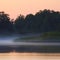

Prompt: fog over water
xmin=0 ymin=35 xmax=60 ymax=60
xmin=0 ymin=34 xmax=60 ymax=46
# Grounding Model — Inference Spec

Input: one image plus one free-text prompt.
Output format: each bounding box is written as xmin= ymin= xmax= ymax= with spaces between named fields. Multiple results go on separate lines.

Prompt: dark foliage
xmin=0 ymin=11 xmax=14 ymax=34
xmin=0 ymin=9 xmax=60 ymax=34
xmin=14 ymin=9 xmax=60 ymax=34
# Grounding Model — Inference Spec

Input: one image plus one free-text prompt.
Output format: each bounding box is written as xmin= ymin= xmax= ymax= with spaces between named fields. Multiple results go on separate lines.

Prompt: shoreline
xmin=0 ymin=45 xmax=60 ymax=53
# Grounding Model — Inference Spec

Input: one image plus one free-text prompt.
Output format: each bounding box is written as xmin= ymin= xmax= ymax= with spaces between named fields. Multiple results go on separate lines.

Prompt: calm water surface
xmin=0 ymin=52 xmax=60 ymax=60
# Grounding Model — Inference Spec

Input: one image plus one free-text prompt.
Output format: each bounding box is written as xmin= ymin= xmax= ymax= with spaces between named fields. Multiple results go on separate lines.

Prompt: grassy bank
xmin=41 ymin=32 xmax=60 ymax=40
xmin=14 ymin=32 xmax=60 ymax=42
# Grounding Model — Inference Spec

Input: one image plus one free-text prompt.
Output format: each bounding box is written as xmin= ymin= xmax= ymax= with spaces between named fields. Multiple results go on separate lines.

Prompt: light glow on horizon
xmin=0 ymin=0 xmax=60 ymax=19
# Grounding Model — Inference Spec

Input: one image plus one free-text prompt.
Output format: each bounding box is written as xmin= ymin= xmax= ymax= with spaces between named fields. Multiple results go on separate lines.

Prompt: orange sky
xmin=0 ymin=0 xmax=60 ymax=19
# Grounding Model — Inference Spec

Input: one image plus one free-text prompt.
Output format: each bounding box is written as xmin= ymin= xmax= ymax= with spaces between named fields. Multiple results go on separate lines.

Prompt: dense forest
xmin=0 ymin=9 xmax=60 ymax=35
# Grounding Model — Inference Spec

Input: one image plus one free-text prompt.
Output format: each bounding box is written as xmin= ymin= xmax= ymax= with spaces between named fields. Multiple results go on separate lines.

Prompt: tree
xmin=35 ymin=9 xmax=60 ymax=32
xmin=25 ymin=14 xmax=34 ymax=33
xmin=14 ymin=14 xmax=25 ymax=33
xmin=14 ymin=9 xmax=60 ymax=34
xmin=0 ymin=11 xmax=13 ymax=34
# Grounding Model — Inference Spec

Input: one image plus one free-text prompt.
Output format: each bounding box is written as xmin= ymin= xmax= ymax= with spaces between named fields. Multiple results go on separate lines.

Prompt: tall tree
xmin=25 ymin=14 xmax=34 ymax=33
xmin=0 ymin=11 xmax=13 ymax=34
xmin=14 ymin=14 xmax=25 ymax=33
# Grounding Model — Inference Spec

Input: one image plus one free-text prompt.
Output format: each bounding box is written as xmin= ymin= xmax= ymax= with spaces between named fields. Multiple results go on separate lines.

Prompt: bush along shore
xmin=14 ymin=32 xmax=60 ymax=42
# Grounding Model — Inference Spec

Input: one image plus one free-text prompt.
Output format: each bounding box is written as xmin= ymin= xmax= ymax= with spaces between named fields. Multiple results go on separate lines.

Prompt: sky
xmin=0 ymin=0 xmax=60 ymax=19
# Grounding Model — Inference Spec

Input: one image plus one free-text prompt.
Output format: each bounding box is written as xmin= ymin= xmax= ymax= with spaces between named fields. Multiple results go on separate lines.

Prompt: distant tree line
xmin=0 ymin=9 xmax=60 ymax=34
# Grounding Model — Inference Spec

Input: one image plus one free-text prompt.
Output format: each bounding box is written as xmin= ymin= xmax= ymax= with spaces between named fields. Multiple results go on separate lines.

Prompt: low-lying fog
xmin=0 ymin=34 xmax=40 ymax=45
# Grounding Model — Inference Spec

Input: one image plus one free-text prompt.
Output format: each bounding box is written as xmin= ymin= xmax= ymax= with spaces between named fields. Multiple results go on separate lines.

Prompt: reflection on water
xmin=0 ymin=52 xmax=60 ymax=60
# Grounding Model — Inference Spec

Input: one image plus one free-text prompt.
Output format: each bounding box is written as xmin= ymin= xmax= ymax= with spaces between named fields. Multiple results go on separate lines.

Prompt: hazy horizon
xmin=0 ymin=0 xmax=60 ymax=19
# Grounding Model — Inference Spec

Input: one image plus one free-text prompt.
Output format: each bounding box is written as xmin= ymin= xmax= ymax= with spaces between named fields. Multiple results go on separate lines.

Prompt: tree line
xmin=0 ymin=9 xmax=60 ymax=34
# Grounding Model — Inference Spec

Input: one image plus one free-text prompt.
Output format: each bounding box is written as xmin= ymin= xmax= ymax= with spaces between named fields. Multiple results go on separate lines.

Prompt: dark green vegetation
xmin=14 ymin=9 xmax=60 ymax=34
xmin=41 ymin=32 xmax=60 ymax=40
xmin=0 ymin=12 xmax=13 ymax=35
xmin=14 ymin=35 xmax=41 ymax=42
xmin=14 ymin=32 xmax=60 ymax=42
xmin=0 ymin=9 xmax=60 ymax=35
xmin=0 ymin=9 xmax=60 ymax=53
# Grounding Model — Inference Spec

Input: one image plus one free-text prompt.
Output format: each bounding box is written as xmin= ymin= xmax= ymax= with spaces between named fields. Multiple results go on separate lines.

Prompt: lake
xmin=0 ymin=35 xmax=60 ymax=60
xmin=0 ymin=52 xmax=60 ymax=60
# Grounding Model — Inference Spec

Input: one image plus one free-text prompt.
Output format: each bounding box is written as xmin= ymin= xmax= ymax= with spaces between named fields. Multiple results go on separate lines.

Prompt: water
xmin=0 ymin=35 xmax=60 ymax=60
xmin=0 ymin=52 xmax=60 ymax=60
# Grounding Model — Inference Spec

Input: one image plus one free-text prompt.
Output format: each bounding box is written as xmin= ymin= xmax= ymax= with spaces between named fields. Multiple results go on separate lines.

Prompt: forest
xmin=0 ymin=9 xmax=60 ymax=35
